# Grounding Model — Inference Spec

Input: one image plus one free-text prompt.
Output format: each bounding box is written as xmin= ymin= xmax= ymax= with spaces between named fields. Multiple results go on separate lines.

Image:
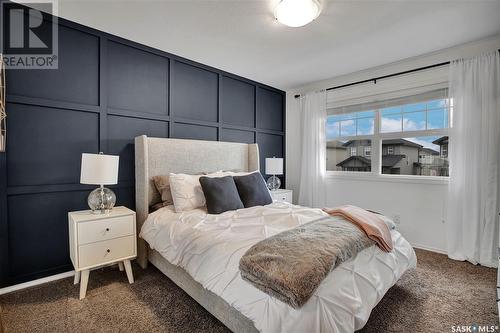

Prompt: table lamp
xmin=265 ymin=157 xmax=283 ymax=191
xmin=80 ymin=152 xmax=119 ymax=214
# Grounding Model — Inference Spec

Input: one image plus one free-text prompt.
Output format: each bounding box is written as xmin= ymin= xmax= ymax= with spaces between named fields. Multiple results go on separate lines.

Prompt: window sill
xmin=325 ymin=172 xmax=449 ymax=185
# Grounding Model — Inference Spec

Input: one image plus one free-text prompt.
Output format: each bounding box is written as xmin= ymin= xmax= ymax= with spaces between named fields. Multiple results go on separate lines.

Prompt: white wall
xmin=286 ymin=35 xmax=500 ymax=254
xmin=324 ymin=176 xmax=447 ymax=253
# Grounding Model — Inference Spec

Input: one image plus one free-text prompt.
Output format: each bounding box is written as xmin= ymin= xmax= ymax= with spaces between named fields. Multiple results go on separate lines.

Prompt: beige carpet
xmin=0 ymin=249 xmax=497 ymax=333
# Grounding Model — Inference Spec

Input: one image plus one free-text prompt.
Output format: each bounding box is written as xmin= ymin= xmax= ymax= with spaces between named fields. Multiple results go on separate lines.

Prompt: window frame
xmin=326 ymin=101 xmax=450 ymax=183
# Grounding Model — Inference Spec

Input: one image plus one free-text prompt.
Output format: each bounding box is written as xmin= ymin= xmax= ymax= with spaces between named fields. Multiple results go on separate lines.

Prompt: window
xmin=326 ymin=89 xmax=450 ymax=177
xmin=441 ymin=145 xmax=448 ymax=158
xmin=326 ymin=139 xmax=371 ymax=172
xmin=326 ymin=110 xmax=375 ymax=173
xmin=326 ymin=110 xmax=375 ymax=138
xmin=381 ymin=136 xmax=448 ymax=176
xmin=380 ymin=99 xmax=449 ymax=133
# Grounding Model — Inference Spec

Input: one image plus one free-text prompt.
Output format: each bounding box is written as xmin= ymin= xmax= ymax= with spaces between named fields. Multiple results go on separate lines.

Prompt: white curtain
xmin=447 ymin=51 xmax=500 ymax=268
xmin=298 ymin=90 xmax=327 ymax=208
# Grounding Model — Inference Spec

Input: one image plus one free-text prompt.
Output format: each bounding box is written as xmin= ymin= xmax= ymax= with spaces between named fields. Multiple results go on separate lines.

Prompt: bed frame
xmin=134 ymin=135 xmax=260 ymax=333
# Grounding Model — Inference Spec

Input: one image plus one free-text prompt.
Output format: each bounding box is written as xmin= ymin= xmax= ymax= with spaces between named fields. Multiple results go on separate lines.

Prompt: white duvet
xmin=140 ymin=202 xmax=417 ymax=333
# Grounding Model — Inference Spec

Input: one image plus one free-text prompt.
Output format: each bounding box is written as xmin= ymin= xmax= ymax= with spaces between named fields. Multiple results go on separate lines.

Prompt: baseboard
xmin=0 ymin=270 xmax=75 ymax=296
xmin=412 ymin=243 xmax=447 ymax=255
xmin=0 ymin=303 xmax=3 ymax=333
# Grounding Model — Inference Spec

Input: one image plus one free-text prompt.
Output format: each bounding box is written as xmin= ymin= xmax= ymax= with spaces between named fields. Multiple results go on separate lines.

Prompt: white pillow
xmin=169 ymin=172 xmax=222 ymax=212
xmin=223 ymin=170 xmax=254 ymax=177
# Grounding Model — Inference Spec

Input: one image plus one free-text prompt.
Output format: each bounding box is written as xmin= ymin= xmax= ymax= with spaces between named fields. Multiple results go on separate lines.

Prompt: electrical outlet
xmin=393 ymin=214 xmax=401 ymax=224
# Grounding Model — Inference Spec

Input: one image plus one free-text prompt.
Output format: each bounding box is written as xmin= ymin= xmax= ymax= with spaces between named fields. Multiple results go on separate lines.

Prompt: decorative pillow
xmin=233 ymin=171 xmax=273 ymax=208
xmin=223 ymin=170 xmax=253 ymax=177
xmin=202 ymin=170 xmax=246 ymax=177
xmin=169 ymin=172 xmax=224 ymax=212
xmin=152 ymin=175 xmax=174 ymax=206
xmin=150 ymin=201 xmax=169 ymax=212
xmin=199 ymin=176 xmax=244 ymax=214
xmin=222 ymin=169 xmax=244 ymax=173
xmin=169 ymin=173 xmax=206 ymax=212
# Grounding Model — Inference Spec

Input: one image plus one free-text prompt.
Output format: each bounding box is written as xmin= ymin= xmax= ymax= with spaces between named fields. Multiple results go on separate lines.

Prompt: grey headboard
xmin=134 ymin=135 xmax=260 ymax=268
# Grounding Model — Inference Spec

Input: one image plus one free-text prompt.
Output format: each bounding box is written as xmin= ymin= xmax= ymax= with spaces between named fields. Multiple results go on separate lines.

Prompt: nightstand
xmin=270 ymin=189 xmax=293 ymax=203
xmin=68 ymin=206 xmax=136 ymax=299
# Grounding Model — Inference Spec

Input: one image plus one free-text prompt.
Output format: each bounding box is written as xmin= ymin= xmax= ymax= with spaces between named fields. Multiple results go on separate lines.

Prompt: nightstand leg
xmin=118 ymin=262 xmax=124 ymax=271
xmin=74 ymin=271 xmax=80 ymax=285
xmin=79 ymin=270 xmax=90 ymax=300
xmin=123 ymin=260 xmax=134 ymax=284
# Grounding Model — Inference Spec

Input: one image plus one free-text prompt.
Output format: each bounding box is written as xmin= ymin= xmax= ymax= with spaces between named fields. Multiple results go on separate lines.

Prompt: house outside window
xmin=325 ymin=89 xmax=450 ymax=177
xmin=434 ymin=136 xmax=449 ymax=158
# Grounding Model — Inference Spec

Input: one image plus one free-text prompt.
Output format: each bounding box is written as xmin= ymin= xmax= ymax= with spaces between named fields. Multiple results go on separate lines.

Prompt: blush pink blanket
xmin=323 ymin=205 xmax=393 ymax=252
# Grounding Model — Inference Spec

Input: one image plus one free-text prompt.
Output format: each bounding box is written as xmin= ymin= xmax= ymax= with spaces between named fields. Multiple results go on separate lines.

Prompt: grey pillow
xmin=233 ymin=172 xmax=273 ymax=208
xmin=199 ymin=176 xmax=244 ymax=214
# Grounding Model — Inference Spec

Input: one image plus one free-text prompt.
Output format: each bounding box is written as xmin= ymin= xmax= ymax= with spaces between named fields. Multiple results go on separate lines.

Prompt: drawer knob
xmin=105 ymin=228 xmax=110 ymax=232
xmin=106 ymin=249 xmax=111 ymax=253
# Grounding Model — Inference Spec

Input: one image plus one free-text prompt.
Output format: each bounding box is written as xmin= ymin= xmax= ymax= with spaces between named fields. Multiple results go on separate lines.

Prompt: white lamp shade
xmin=265 ymin=157 xmax=283 ymax=175
xmin=80 ymin=153 xmax=119 ymax=185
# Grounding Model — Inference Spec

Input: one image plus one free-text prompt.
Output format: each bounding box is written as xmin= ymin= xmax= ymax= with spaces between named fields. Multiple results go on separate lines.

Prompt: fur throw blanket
xmin=239 ymin=216 xmax=374 ymax=308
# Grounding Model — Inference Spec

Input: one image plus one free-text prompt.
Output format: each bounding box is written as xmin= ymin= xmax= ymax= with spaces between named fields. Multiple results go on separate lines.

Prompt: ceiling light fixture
xmin=274 ymin=0 xmax=321 ymax=28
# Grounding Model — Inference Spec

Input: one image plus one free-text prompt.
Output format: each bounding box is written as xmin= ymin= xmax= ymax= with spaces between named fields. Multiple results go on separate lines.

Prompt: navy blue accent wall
xmin=0 ymin=9 xmax=285 ymax=287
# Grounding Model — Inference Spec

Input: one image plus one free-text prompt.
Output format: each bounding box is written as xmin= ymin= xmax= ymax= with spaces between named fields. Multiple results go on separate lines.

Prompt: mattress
xmin=140 ymin=202 xmax=417 ymax=333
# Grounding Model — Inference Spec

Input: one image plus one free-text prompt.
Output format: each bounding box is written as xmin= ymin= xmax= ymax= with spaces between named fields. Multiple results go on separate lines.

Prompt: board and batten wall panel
xmin=172 ymin=61 xmax=219 ymax=123
xmin=107 ymin=116 xmax=169 ymax=183
xmin=0 ymin=9 xmax=285 ymax=287
xmin=172 ymin=122 xmax=218 ymax=141
xmin=220 ymin=128 xmax=255 ymax=144
xmin=257 ymin=133 xmax=285 ymax=185
xmin=257 ymin=87 xmax=284 ymax=132
xmin=221 ymin=76 xmax=255 ymax=128
xmin=107 ymin=41 xmax=169 ymax=115
xmin=7 ymin=25 xmax=100 ymax=106
xmin=7 ymin=105 xmax=100 ymax=187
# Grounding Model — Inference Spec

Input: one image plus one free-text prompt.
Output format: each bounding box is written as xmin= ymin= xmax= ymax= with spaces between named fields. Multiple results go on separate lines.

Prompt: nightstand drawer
xmin=78 ymin=215 xmax=134 ymax=245
xmin=271 ymin=190 xmax=293 ymax=203
xmin=78 ymin=235 xmax=135 ymax=268
xmin=275 ymin=194 xmax=290 ymax=202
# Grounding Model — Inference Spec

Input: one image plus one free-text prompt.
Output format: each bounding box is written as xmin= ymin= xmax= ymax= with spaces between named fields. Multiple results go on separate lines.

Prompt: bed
xmin=134 ymin=135 xmax=417 ymax=333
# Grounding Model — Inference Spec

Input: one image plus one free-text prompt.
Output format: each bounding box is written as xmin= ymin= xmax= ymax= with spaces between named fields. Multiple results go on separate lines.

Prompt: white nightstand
xmin=270 ymin=189 xmax=293 ymax=203
xmin=68 ymin=206 xmax=137 ymax=299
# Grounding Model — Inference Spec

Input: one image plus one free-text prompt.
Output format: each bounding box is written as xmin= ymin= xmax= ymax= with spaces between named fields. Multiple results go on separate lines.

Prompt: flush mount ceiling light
xmin=274 ymin=0 xmax=321 ymax=27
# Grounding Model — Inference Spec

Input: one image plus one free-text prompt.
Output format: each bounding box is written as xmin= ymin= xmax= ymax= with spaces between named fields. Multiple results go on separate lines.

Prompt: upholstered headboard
xmin=134 ymin=135 xmax=259 ymax=268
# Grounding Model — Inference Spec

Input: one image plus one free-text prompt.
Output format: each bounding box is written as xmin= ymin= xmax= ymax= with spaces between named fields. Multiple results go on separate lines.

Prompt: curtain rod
xmin=293 ymin=61 xmax=450 ymax=99
xmin=294 ymin=49 xmax=500 ymax=99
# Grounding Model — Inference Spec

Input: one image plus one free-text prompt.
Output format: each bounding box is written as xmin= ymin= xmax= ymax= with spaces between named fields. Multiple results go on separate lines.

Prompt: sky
xmin=326 ymin=99 xmax=448 ymax=152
